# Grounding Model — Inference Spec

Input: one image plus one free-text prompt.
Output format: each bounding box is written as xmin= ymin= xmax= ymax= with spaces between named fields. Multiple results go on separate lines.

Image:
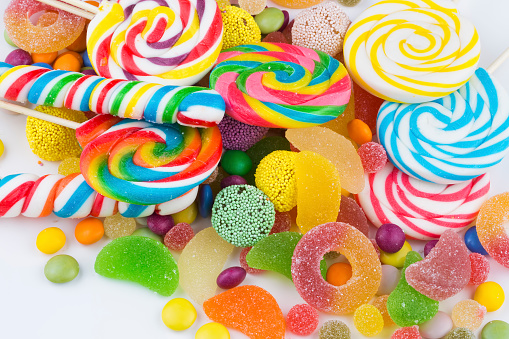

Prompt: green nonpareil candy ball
xmin=44 ymin=255 xmax=79 ymax=283
xmin=255 ymin=8 xmax=285 ymax=35
xmin=221 ymin=150 xmax=253 ymax=176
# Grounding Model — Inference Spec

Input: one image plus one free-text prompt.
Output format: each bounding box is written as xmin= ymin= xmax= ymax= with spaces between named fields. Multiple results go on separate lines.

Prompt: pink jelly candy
xmin=357 ymin=142 xmax=387 ymax=174
xmin=469 ymin=253 xmax=490 ymax=285
xmin=270 ymin=211 xmax=292 ymax=235
xmin=405 ymin=230 xmax=471 ymax=301
xmin=286 ymin=304 xmax=319 ymax=336
xmin=336 ymin=195 xmax=369 ymax=236
xmin=240 ymin=247 xmax=265 ymax=274
xmin=353 ymin=81 xmax=384 ymax=135
xmin=391 ymin=325 xmax=422 ymax=339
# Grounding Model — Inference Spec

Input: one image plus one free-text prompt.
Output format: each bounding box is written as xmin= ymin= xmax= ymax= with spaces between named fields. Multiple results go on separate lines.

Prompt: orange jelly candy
xmin=203 ymin=285 xmax=285 ymax=339
xmin=5 ymin=0 xmax=86 ymax=53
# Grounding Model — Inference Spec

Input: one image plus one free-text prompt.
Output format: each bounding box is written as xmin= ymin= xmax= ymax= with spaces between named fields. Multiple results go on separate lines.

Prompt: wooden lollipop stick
xmin=487 ymin=46 xmax=509 ymax=74
xmin=0 ymin=101 xmax=81 ymax=129
xmin=34 ymin=0 xmax=95 ymax=20
xmin=58 ymin=0 xmax=99 ymax=14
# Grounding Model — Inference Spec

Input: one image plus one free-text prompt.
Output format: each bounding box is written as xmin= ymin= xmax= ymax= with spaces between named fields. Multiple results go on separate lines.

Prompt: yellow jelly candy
xmin=58 ymin=157 xmax=81 ymax=176
xmin=380 ymin=241 xmax=412 ymax=268
xmin=36 ymin=227 xmax=66 ymax=254
xmin=172 ymin=202 xmax=198 ymax=225
xmin=195 ymin=322 xmax=230 ymax=339
xmin=354 ymin=304 xmax=384 ymax=337
xmin=286 ymin=126 xmax=365 ymax=194
xmin=161 ymin=298 xmax=197 ymax=331
xmin=474 ymin=281 xmax=505 ymax=312
xmin=295 ymin=151 xmax=341 ymax=233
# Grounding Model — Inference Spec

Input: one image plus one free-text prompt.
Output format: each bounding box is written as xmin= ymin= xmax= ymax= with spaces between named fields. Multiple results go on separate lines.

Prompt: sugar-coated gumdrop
xmin=58 ymin=157 xmax=81 ymax=176
xmin=357 ymin=142 xmax=388 ymax=173
xmin=347 ymin=119 xmax=372 ymax=145
xmin=147 ymin=214 xmax=174 ymax=235
xmin=75 ymin=218 xmax=104 ymax=245
xmin=178 ymin=227 xmax=234 ymax=304
xmin=163 ymin=223 xmax=194 ymax=251
xmin=286 ymin=127 xmax=364 ymax=194
xmin=319 ymin=320 xmax=351 ymax=339
xmin=338 ymin=0 xmax=361 ymax=6
xmin=353 ymin=81 xmax=384 ymax=134
xmin=323 ymin=91 xmax=355 ymax=138
xmin=405 ymin=230 xmax=471 ymax=301
xmin=381 ymin=241 xmax=412 ymax=268
xmin=452 ymin=299 xmax=486 ymax=331
xmin=464 ymin=226 xmax=489 ymax=255
xmin=481 ymin=320 xmax=509 ymax=339
xmin=218 ymin=115 xmax=269 ymax=151
xmin=203 ymin=285 xmax=285 ymax=339
xmin=95 ymin=236 xmax=179 ymax=296
xmin=377 ymin=265 xmax=401 ymax=296
xmin=327 ymin=262 xmax=352 ymax=286
xmin=245 ymin=136 xmax=291 ymax=186
xmin=36 ymin=227 xmax=66 ymax=254
xmin=469 ymin=253 xmax=490 ymax=285
xmin=292 ymin=222 xmax=381 ymax=314
xmin=216 ymin=267 xmax=246 ymax=289
xmin=391 ymin=326 xmax=421 ymax=339
xmin=270 ymin=211 xmax=291 ymax=234
xmin=286 ymin=304 xmax=319 ymax=335
xmin=5 ymin=49 xmax=32 ymax=66
xmin=372 ymin=294 xmax=395 ymax=327
xmin=195 ymin=322 xmax=230 ymax=339
xmin=103 ymin=213 xmax=136 ymax=239
xmin=295 ymin=151 xmax=342 ymax=233
xmin=376 ymin=223 xmax=406 ymax=254
xmin=161 ymin=298 xmax=197 ymax=331
xmin=212 ymin=185 xmax=275 ymax=247
xmin=419 ymin=311 xmax=453 ymax=339
xmin=246 ymin=232 xmax=327 ymax=280
xmin=424 ymin=240 xmax=439 ymax=257
xmin=238 ymin=0 xmax=266 ymax=15
xmin=240 ymin=247 xmax=265 ymax=274
xmin=354 ymin=304 xmax=384 ymax=337
xmin=476 ymin=193 xmax=509 ymax=267
xmin=446 ymin=327 xmax=475 ymax=339
xmin=474 ymin=281 xmax=505 ymax=312
xmin=44 ymin=254 xmax=79 ymax=283
xmin=387 ymin=251 xmax=439 ymax=327
xmin=336 ymin=195 xmax=369 ymax=236
xmin=221 ymin=150 xmax=252 ymax=176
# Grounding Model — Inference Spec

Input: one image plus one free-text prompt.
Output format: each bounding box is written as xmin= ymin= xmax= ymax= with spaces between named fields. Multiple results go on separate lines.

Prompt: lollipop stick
xmin=34 ymin=0 xmax=95 ymax=20
xmin=0 ymin=101 xmax=81 ymax=129
xmin=487 ymin=46 xmax=509 ymax=74
xmin=58 ymin=0 xmax=99 ymax=14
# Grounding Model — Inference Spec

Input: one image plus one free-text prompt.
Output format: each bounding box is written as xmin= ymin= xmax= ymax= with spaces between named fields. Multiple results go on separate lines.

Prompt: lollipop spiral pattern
xmin=210 ymin=43 xmax=352 ymax=128
xmin=0 ymin=173 xmax=199 ymax=219
xmin=87 ymin=0 xmax=223 ymax=86
xmin=343 ymin=0 xmax=480 ymax=103
xmin=355 ymin=162 xmax=490 ymax=240
xmin=378 ymin=68 xmax=509 ymax=184
xmin=76 ymin=115 xmax=222 ymax=205
xmin=0 ymin=64 xmax=225 ymax=127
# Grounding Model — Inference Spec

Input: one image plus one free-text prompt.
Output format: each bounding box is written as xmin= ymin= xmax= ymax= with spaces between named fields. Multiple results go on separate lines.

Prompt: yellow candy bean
xmin=474 ymin=281 xmax=505 ymax=312
xmin=195 ymin=322 xmax=230 ymax=339
xmin=172 ymin=202 xmax=198 ymax=225
xmin=380 ymin=241 xmax=412 ymax=268
xmin=36 ymin=227 xmax=66 ymax=254
xmin=161 ymin=298 xmax=197 ymax=331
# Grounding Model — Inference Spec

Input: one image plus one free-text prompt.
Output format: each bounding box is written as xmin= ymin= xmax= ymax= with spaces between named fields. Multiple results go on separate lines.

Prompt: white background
xmin=0 ymin=0 xmax=509 ymax=338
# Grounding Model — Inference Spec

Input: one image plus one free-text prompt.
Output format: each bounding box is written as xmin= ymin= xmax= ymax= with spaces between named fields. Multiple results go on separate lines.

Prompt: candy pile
xmin=1 ymin=0 xmax=509 ymax=338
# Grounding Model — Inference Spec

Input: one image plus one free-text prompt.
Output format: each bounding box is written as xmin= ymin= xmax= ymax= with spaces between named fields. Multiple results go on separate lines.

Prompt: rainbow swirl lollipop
xmin=76 ymin=115 xmax=222 ymax=205
xmin=87 ymin=0 xmax=223 ymax=86
xmin=343 ymin=0 xmax=480 ymax=103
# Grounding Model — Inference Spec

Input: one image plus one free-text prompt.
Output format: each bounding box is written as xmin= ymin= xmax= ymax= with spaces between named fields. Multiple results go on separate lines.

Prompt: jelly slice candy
xmin=292 ymin=222 xmax=381 ymax=314
xmin=322 ymin=90 xmax=355 ymax=137
xmin=336 ymin=195 xmax=369 ymax=236
xmin=95 ymin=236 xmax=178 ymax=296
xmin=353 ymin=81 xmax=384 ymax=134
xmin=372 ymin=295 xmax=395 ymax=327
xmin=391 ymin=325 xmax=421 ymax=339
xmin=245 ymin=136 xmax=291 ymax=185
xmin=387 ymin=251 xmax=439 ymax=327
xmin=240 ymin=247 xmax=265 ymax=274
xmin=295 ymin=151 xmax=341 ymax=233
xmin=286 ymin=304 xmax=319 ymax=335
xmin=245 ymin=232 xmax=327 ymax=280
xmin=451 ymin=299 xmax=486 ymax=331
xmin=469 ymin=253 xmax=490 ymax=285
xmin=178 ymin=227 xmax=235 ymax=304
xmin=406 ymin=230 xmax=471 ymax=301
xmin=203 ymin=285 xmax=285 ymax=339
xmin=287 ymin=127 xmax=364 ymax=193
xmin=354 ymin=304 xmax=384 ymax=337
xmin=319 ymin=320 xmax=351 ymax=339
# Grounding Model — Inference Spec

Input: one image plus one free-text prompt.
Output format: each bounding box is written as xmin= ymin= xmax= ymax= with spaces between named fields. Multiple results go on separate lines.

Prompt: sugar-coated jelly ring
xmin=4 ymin=0 xmax=86 ymax=54
xmin=291 ymin=222 xmax=382 ymax=314
xmin=476 ymin=192 xmax=509 ymax=268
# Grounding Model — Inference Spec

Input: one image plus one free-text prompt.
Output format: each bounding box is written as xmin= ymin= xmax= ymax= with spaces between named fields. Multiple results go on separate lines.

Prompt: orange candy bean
xmin=75 ymin=217 xmax=104 ymax=245
xmin=348 ymin=119 xmax=373 ymax=145
xmin=326 ymin=262 xmax=353 ymax=286
xmin=31 ymin=51 xmax=58 ymax=65
xmin=53 ymin=52 xmax=82 ymax=72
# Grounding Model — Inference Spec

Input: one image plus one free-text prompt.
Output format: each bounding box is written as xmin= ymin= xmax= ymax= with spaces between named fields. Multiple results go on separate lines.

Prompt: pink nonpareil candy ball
xmin=6 ymin=49 xmax=32 ymax=66
xmin=286 ymin=304 xmax=319 ymax=336
xmin=357 ymin=142 xmax=387 ymax=173
xmin=147 ymin=214 xmax=175 ymax=235
xmin=376 ymin=223 xmax=406 ymax=253
xmin=216 ymin=266 xmax=246 ymax=289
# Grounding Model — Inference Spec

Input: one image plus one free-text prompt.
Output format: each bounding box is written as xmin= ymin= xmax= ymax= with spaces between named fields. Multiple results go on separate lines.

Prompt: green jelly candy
xmin=221 ymin=150 xmax=252 ymax=176
xmin=482 ymin=320 xmax=509 ymax=339
xmin=387 ymin=251 xmax=438 ymax=327
xmin=95 ymin=236 xmax=179 ymax=296
xmin=4 ymin=30 xmax=16 ymax=47
xmin=255 ymin=8 xmax=285 ymax=34
xmin=246 ymin=232 xmax=327 ymax=280
xmin=131 ymin=227 xmax=163 ymax=242
xmin=245 ymin=136 xmax=291 ymax=185
xmin=44 ymin=255 xmax=79 ymax=283
xmin=446 ymin=327 xmax=475 ymax=339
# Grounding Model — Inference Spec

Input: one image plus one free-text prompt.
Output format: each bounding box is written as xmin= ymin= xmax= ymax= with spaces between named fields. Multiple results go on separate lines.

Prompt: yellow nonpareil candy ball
xmin=221 ymin=6 xmax=261 ymax=50
xmin=161 ymin=298 xmax=197 ymax=331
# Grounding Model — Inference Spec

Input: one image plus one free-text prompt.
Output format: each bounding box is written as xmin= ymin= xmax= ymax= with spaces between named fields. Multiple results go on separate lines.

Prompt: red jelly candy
xmin=270 ymin=211 xmax=292 ymax=234
xmin=240 ymin=247 xmax=265 ymax=274
xmin=391 ymin=325 xmax=422 ymax=339
xmin=469 ymin=253 xmax=490 ymax=285
xmin=357 ymin=142 xmax=388 ymax=174
xmin=336 ymin=195 xmax=369 ymax=236
xmin=353 ymin=81 xmax=384 ymax=135
xmin=163 ymin=222 xmax=194 ymax=251
xmin=286 ymin=304 xmax=319 ymax=335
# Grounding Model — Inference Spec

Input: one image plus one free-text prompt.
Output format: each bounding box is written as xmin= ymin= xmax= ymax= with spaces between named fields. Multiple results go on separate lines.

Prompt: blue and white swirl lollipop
xmin=378 ymin=67 xmax=509 ymax=184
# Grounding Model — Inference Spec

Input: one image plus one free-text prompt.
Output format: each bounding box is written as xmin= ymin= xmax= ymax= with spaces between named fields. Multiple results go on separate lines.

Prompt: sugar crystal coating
xmin=469 ymin=252 xmax=490 ymax=285
xmin=95 ymin=236 xmax=178 ymax=296
xmin=103 ymin=213 xmax=136 ymax=239
xmin=358 ymin=142 xmax=388 ymax=174
xmin=391 ymin=325 xmax=421 ymax=339
xmin=336 ymin=195 xmax=369 ymax=236
xmin=291 ymin=222 xmax=381 ymax=314
xmin=353 ymin=304 xmax=384 ymax=336
xmin=372 ymin=295 xmax=395 ymax=327
xmin=452 ymin=299 xmax=486 ymax=331
xmin=270 ymin=211 xmax=291 ymax=234
xmin=387 ymin=251 xmax=439 ymax=326
xmin=319 ymin=320 xmax=351 ymax=339
xmin=203 ymin=285 xmax=285 ymax=339
xmin=405 ymin=230 xmax=471 ymax=301
xmin=240 ymin=247 xmax=265 ymax=274
xmin=286 ymin=304 xmax=319 ymax=335
xmin=163 ymin=223 xmax=194 ymax=251
xmin=218 ymin=115 xmax=269 ymax=151
xmin=445 ymin=327 xmax=475 ymax=339
xmin=238 ymin=0 xmax=266 ymax=15
xmin=178 ymin=227 xmax=234 ymax=304
xmin=58 ymin=157 xmax=81 ymax=176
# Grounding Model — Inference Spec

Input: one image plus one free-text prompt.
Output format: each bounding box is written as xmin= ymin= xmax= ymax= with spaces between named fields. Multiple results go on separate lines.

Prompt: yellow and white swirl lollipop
xmin=343 ymin=0 xmax=480 ymax=103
